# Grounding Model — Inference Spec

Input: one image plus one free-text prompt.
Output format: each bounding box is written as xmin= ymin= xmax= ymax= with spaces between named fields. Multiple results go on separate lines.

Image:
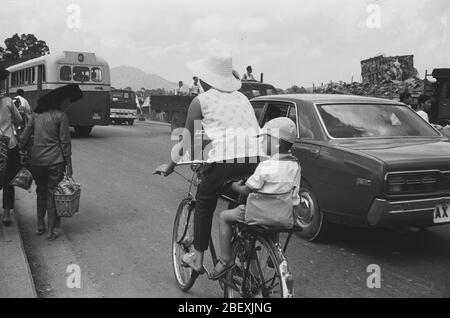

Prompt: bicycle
xmin=170 ymin=161 xmax=301 ymax=298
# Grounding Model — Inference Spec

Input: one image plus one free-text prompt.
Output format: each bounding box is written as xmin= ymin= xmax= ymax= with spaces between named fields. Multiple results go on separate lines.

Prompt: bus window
xmin=91 ymin=67 xmax=103 ymax=82
xmin=60 ymin=66 xmax=72 ymax=81
xmin=0 ymin=79 xmax=7 ymax=94
xmin=73 ymin=66 xmax=90 ymax=82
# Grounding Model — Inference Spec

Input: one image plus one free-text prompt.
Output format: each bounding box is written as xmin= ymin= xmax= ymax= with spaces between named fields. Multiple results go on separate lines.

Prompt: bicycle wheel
xmin=172 ymin=197 xmax=197 ymax=292
xmin=224 ymin=233 xmax=294 ymax=298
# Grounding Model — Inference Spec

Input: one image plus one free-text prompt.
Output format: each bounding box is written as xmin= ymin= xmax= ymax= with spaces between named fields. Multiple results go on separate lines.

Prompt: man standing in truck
xmin=176 ymin=81 xmax=188 ymax=96
xmin=190 ymin=76 xmax=203 ymax=97
xmin=242 ymin=66 xmax=256 ymax=81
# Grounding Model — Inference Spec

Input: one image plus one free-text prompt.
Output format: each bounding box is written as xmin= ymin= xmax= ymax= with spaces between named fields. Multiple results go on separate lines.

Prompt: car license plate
xmin=433 ymin=203 xmax=450 ymax=224
xmin=92 ymin=113 xmax=101 ymax=120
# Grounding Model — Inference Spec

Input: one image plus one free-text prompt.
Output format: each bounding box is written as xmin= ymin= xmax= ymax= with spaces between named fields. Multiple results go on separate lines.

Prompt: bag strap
xmin=254 ymin=155 xmax=300 ymax=196
xmin=19 ymin=113 xmax=35 ymax=148
xmin=255 ymin=187 xmax=296 ymax=196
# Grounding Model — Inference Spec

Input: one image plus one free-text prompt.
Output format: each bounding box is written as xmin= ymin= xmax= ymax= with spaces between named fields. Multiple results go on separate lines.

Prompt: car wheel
xmin=296 ymin=181 xmax=328 ymax=242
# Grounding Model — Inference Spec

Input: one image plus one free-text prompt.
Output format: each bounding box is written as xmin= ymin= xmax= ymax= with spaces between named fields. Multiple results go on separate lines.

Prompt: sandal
xmin=46 ymin=232 xmax=59 ymax=241
xmin=208 ymin=260 xmax=236 ymax=281
xmin=181 ymin=253 xmax=206 ymax=275
xmin=2 ymin=211 xmax=11 ymax=226
xmin=36 ymin=228 xmax=46 ymax=235
xmin=2 ymin=217 xmax=11 ymax=227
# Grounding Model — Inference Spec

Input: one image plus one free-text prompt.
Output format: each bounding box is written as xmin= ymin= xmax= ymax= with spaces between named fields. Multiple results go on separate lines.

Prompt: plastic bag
xmin=9 ymin=167 xmax=33 ymax=191
xmin=0 ymin=135 xmax=9 ymax=181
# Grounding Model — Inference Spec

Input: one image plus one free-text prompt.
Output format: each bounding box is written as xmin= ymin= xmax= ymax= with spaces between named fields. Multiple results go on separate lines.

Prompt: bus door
xmin=37 ymin=65 xmax=45 ymax=91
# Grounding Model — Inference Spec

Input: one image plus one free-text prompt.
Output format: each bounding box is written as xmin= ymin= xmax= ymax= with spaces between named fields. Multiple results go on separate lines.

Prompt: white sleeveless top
xmin=197 ymin=89 xmax=262 ymax=163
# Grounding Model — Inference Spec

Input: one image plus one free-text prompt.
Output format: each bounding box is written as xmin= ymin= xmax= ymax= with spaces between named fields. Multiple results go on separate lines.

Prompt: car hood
xmin=334 ymin=138 xmax=450 ymax=171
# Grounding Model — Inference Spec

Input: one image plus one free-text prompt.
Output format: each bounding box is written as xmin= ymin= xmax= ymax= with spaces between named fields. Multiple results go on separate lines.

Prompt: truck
xmin=151 ymin=79 xmax=278 ymax=131
xmin=424 ymin=69 xmax=450 ymax=127
xmin=110 ymin=89 xmax=138 ymax=125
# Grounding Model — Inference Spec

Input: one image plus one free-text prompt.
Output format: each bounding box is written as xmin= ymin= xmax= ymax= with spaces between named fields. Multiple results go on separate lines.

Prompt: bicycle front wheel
xmin=224 ymin=234 xmax=294 ymax=298
xmin=172 ymin=197 xmax=197 ymax=292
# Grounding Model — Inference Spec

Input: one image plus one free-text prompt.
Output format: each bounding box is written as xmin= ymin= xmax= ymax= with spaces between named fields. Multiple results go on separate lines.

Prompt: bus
xmin=0 ymin=51 xmax=111 ymax=136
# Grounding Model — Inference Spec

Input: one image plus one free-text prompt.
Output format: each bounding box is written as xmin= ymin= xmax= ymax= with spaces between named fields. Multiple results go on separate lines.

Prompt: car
xmin=251 ymin=94 xmax=450 ymax=241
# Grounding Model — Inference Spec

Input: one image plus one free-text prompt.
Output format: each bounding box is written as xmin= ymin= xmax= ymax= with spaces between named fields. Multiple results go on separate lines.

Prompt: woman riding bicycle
xmin=154 ymin=51 xmax=263 ymax=275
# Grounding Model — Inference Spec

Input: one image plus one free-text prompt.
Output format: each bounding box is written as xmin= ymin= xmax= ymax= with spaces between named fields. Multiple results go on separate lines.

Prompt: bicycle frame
xmin=174 ymin=163 xmax=297 ymax=298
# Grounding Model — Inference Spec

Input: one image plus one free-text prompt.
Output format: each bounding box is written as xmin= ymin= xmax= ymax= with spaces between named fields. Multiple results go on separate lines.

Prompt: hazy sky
xmin=1 ymin=0 xmax=449 ymax=88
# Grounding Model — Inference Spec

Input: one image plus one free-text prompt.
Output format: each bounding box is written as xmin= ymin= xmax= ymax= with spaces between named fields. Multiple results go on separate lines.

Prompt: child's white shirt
xmin=246 ymin=153 xmax=301 ymax=206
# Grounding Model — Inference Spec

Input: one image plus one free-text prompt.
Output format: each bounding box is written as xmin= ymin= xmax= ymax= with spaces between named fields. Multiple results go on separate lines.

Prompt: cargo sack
xmin=245 ymin=188 xmax=296 ymax=229
xmin=9 ymin=167 xmax=33 ymax=191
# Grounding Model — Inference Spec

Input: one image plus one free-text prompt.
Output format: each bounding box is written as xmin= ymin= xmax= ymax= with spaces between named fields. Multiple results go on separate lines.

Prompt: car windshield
xmin=317 ymin=104 xmax=440 ymax=139
xmin=112 ymin=91 xmax=132 ymax=101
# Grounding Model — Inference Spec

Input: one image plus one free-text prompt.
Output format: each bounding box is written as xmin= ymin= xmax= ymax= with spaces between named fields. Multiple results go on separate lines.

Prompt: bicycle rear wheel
xmin=172 ymin=197 xmax=197 ymax=292
xmin=224 ymin=233 xmax=294 ymax=298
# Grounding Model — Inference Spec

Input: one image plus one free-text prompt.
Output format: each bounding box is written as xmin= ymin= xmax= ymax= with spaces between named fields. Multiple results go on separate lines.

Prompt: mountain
xmin=110 ymin=66 xmax=177 ymax=91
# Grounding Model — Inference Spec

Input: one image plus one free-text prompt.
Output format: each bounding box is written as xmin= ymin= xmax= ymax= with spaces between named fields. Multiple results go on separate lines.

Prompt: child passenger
xmin=209 ymin=117 xmax=301 ymax=280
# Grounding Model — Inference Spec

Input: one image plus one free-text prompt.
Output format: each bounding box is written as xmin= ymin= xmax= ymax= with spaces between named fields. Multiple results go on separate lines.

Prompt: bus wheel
xmin=171 ymin=112 xmax=185 ymax=132
xmin=128 ymin=120 xmax=134 ymax=126
xmin=75 ymin=126 xmax=93 ymax=137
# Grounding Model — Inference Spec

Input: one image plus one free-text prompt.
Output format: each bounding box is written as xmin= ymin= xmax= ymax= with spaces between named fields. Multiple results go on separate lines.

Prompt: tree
xmin=0 ymin=33 xmax=50 ymax=67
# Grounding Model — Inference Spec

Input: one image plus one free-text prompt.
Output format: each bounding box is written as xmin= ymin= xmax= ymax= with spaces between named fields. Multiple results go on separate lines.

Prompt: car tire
xmin=296 ymin=181 xmax=328 ymax=242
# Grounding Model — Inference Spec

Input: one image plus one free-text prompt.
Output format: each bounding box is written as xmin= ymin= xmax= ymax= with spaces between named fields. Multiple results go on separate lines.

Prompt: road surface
xmin=15 ymin=123 xmax=450 ymax=298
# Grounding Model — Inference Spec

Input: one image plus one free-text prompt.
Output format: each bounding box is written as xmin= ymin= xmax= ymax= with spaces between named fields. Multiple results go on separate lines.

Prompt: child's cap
xmin=258 ymin=117 xmax=297 ymax=144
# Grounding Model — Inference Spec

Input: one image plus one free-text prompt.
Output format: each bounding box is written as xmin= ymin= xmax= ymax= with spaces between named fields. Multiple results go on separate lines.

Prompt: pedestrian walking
xmin=414 ymin=94 xmax=432 ymax=123
xmin=155 ymin=52 xmax=263 ymax=275
xmin=19 ymin=84 xmax=82 ymax=240
xmin=0 ymin=67 xmax=23 ymax=226
xmin=13 ymin=89 xmax=32 ymax=138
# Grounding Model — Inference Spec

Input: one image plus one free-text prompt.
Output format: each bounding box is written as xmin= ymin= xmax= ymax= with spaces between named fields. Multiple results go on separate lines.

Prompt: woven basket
xmin=55 ymin=188 xmax=81 ymax=217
